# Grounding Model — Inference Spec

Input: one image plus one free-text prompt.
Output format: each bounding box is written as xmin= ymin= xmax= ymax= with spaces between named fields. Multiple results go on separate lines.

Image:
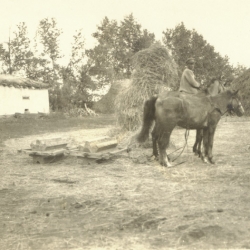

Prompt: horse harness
xmin=207 ymin=96 xmax=227 ymax=116
xmin=207 ymin=95 xmax=241 ymax=116
xmin=170 ymin=93 xmax=232 ymax=165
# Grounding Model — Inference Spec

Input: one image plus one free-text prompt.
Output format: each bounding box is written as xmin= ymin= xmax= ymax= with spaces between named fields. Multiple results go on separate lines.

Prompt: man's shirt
xmin=179 ymin=68 xmax=200 ymax=94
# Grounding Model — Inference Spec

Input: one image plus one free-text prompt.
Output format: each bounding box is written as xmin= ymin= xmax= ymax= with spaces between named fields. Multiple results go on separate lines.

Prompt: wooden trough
xmin=78 ymin=136 xmax=118 ymax=153
xmin=70 ymin=137 xmax=127 ymax=164
xmin=26 ymin=138 xmax=68 ymax=164
xmin=70 ymin=148 xmax=128 ymax=164
xmin=29 ymin=149 xmax=66 ymax=164
xmin=19 ymin=136 xmax=127 ymax=164
xmin=30 ymin=138 xmax=68 ymax=151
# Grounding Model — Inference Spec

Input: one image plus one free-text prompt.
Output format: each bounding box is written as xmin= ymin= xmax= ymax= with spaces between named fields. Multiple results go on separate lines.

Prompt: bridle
xmin=218 ymin=82 xmax=225 ymax=94
xmin=227 ymin=96 xmax=244 ymax=116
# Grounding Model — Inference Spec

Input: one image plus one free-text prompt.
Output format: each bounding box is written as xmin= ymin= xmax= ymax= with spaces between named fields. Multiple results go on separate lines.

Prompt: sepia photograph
xmin=0 ymin=0 xmax=250 ymax=249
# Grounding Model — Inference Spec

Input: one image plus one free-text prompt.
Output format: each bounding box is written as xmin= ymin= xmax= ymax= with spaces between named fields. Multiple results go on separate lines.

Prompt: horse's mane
xmin=201 ymin=78 xmax=225 ymax=96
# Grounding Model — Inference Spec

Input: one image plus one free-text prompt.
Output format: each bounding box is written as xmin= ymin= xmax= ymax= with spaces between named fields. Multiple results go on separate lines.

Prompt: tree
xmin=0 ymin=22 xmax=33 ymax=75
xmin=88 ymin=14 xmax=155 ymax=83
xmin=119 ymin=14 xmax=143 ymax=77
xmin=60 ymin=30 xmax=96 ymax=110
xmin=25 ymin=56 xmax=49 ymax=81
xmin=34 ymin=18 xmax=64 ymax=111
xmin=233 ymin=63 xmax=247 ymax=79
xmin=88 ymin=17 xmax=120 ymax=83
xmin=132 ymin=29 xmax=155 ymax=53
xmin=0 ymin=43 xmax=7 ymax=73
xmin=67 ymin=29 xmax=86 ymax=77
xmin=73 ymin=66 xmax=96 ymax=107
xmin=163 ymin=22 xmax=234 ymax=85
xmin=36 ymin=17 xmax=63 ymax=85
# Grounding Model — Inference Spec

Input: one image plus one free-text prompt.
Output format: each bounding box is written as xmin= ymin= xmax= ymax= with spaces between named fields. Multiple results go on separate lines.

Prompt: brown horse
xmin=137 ymin=89 xmax=244 ymax=167
xmin=142 ymin=78 xmax=226 ymax=158
xmin=193 ymin=78 xmax=226 ymax=157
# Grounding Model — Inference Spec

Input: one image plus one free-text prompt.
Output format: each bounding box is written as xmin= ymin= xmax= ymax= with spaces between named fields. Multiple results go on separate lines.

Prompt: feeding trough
xmin=19 ymin=138 xmax=68 ymax=164
xmin=19 ymin=136 xmax=128 ymax=164
xmin=70 ymin=137 xmax=127 ymax=164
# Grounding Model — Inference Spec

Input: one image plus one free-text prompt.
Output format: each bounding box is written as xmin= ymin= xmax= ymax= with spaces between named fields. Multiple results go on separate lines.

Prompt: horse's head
xmin=206 ymin=77 xmax=226 ymax=96
xmin=227 ymin=90 xmax=245 ymax=117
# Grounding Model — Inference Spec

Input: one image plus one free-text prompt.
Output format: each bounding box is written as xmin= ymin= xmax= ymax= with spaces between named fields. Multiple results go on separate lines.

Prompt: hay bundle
xmin=93 ymin=79 xmax=131 ymax=114
xmin=231 ymin=68 xmax=250 ymax=115
xmin=115 ymin=44 xmax=179 ymax=131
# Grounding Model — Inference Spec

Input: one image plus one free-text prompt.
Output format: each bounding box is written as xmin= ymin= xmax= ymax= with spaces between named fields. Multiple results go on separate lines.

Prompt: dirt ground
xmin=1 ymin=117 xmax=250 ymax=250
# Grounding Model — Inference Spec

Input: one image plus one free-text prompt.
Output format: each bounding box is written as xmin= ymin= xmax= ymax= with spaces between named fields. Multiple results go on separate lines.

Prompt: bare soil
xmin=1 ymin=116 xmax=250 ymax=250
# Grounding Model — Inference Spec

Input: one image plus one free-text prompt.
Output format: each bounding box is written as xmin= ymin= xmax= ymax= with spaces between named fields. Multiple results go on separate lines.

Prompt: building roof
xmin=0 ymin=74 xmax=49 ymax=89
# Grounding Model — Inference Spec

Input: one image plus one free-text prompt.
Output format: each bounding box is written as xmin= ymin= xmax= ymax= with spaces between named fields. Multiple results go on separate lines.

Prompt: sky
xmin=1 ymin=0 xmax=250 ymax=68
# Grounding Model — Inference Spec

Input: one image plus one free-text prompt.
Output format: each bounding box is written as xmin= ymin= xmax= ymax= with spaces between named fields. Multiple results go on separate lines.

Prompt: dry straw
xmin=115 ymin=44 xmax=179 ymax=131
xmin=93 ymin=79 xmax=131 ymax=114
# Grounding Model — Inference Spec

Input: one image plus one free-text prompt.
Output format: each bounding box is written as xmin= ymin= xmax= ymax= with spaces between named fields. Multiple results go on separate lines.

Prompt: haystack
xmin=115 ymin=44 xmax=179 ymax=131
xmin=231 ymin=68 xmax=250 ymax=115
xmin=93 ymin=79 xmax=131 ymax=114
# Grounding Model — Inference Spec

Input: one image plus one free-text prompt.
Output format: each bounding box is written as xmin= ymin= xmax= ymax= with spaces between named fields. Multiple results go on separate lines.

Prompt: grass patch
xmin=0 ymin=114 xmax=116 ymax=146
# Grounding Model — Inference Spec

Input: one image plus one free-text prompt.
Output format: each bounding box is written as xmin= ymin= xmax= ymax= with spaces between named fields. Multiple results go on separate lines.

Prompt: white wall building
xmin=0 ymin=74 xmax=49 ymax=115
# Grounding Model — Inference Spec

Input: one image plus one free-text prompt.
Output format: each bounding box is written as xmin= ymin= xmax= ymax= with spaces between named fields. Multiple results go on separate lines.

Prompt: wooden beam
xmin=30 ymin=138 xmax=68 ymax=151
xmin=95 ymin=139 xmax=118 ymax=152
xmin=79 ymin=137 xmax=118 ymax=153
xmin=79 ymin=137 xmax=108 ymax=152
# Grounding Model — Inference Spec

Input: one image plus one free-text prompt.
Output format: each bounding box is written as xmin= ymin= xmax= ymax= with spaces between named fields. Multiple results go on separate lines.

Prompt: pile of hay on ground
xmin=231 ymin=68 xmax=250 ymax=115
xmin=93 ymin=79 xmax=131 ymax=114
xmin=115 ymin=44 xmax=179 ymax=131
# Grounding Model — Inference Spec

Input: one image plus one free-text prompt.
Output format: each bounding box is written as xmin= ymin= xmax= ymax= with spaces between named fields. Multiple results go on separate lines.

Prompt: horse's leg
xmin=197 ymin=130 xmax=203 ymax=157
xmin=202 ymin=122 xmax=220 ymax=164
xmin=193 ymin=129 xmax=203 ymax=157
xmin=206 ymin=124 xmax=218 ymax=164
xmin=193 ymin=130 xmax=199 ymax=155
xmin=206 ymin=114 xmax=221 ymax=164
xmin=157 ymin=126 xmax=175 ymax=167
xmin=202 ymin=127 xmax=209 ymax=163
xmin=158 ymin=132 xmax=171 ymax=167
xmin=151 ymin=125 xmax=159 ymax=160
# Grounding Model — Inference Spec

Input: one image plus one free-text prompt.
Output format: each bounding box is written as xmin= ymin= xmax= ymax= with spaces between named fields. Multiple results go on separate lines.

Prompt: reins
xmin=207 ymin=96 xmax=229 ymax=116
xmin=168 ymin=128 xmax=190 ymax=165
xmin=168 ymin=94 xmax=236 ymax=166
xmin=209 ymin=95 xmax=241 ymax=117
xmin=167 ymin=91 xmax=229 ymax=165
xmin=166 ymin=95 xmax=193 ymax=165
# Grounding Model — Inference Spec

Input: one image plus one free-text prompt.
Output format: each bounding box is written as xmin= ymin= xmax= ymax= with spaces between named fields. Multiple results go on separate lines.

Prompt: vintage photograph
xmin=0 ymin=0 xmax=250 ymax=249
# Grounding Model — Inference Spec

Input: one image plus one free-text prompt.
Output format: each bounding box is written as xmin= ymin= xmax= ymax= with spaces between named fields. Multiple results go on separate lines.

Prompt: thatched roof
xmin=0 ymin=74 xmax=49 ymax=89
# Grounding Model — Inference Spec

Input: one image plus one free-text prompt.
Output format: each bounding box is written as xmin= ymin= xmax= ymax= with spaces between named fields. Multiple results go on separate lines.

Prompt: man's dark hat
xmin=186 ymin=58 xmax=195 ymax=64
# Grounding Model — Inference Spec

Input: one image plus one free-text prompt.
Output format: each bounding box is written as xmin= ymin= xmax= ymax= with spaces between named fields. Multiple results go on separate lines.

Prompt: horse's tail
xmin=137 ymin=96 xmax=157 ymax=143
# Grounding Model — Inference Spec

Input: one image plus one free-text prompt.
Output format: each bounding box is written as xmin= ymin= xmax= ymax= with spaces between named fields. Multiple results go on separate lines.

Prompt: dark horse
xmin=137 ymin=89 xmax=244 ymax=167
xmin=193 ymin=78 xmax=226 ymax=157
